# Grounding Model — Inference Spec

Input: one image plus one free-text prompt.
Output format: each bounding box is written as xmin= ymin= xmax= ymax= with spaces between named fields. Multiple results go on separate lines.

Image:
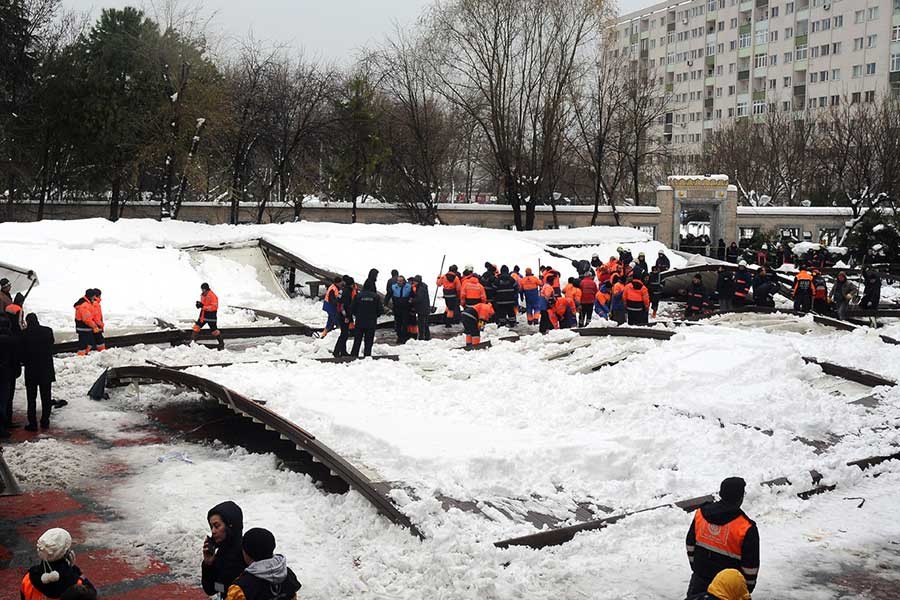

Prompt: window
xmin=810 ymin=72 xmax=819 ymax=83
xmin=854 ymin=10 xmax=864 ymax=23
xmin=868 ymin=6 xmax=879 ymax=20
xmin=811 ymin=21 xmax=820 ymax=33
xmin=740 ymin=227 xmax=759 ymax=240
xmin=819 ymin=70 xmax=827 ymax=81
xmin=833 ymin=15 xmax=842 ymax=28
xmin=892 ymin=53 xmax=900 ymax=72
xmin=821 ymin=44 xmax=830 ymax=56
xmin=785 ymin=26 xmax=793 ymax=38
xmin=755 ymin=53 xmax=768 ymax=68
xmin=853 ymin=37 xmax=864 ymax=51
xmin=739 ymin=32 xmax=752 ymax=48
xmin=893 ymin=25 xmax=900 ymax=42
xmin=728 ymin=84 xmax=736 ymax=95
xmin=867 ymin=34 xmax=877 ymax=49
xmin=769 ymin=78 xmax=777 ymax=89
xmin=852 ymin=64 xmax=863 ymax=78
xmin=772 ymin=6 xmax=779 ymax=17
xmin=786 ymin=2 xmax=794 ymax=14
xmin=782 ymin=101 xmax=791 ymax=111
xmin=728 ymin=107 xmax=735 ymax=117
xmin=822 ymin=18 xmax=830 ymax=31
xmin=818 ymin=96 xmax=827 ymax=108
xmin=716 ymin=87 xmax=723 ymax=97
xmin=811 ymin=46 xmax=820 ymax=58
xmin=737 ymin=102 xmax=748 ymax=116
xmin=770 ymin=54 xmax=778 ymax=65
xmin=866 ymin=62 xmax=876 ymax=75
xmin=783 ymin=76 xmax=792 ymax=87
xmin=729 ymin=62 xmax=736 ymax=73
xmin=795 ymin=45 xmax=807 ymax=60
xmin=895 ymin=0 xmax=900 ymax=13
xmin=830 ymin=95 xmax=839 ymax=106
xmin=719 ymin=20 xmax=725 ymax=31
xmin=730 ymin=40 xmax=738 ymax=51
xmin=831 ymin=68 xmax=841 ymax=80
xmin=784 ymin=51 xmax=793 ymax=63
xmin=755 ymin=29 xmax=767 ymax=44
xmin=832 ymin=42 xmax=842 ymax=55
xmin=851 ymin=91 xmax=861 ymax=104
xmin=753 ymin=100 xmax=766 ymax=114
xmin=730 ymin=17 xmax=738 ymax=28
xmin=865 ymin=90 xmax=875 ymax=103
xmin=770 ymin=30 xmax=779 ymax=42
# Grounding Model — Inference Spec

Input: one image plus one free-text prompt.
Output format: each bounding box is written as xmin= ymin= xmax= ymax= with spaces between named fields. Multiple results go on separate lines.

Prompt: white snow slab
xmin=519 ymin=226 xmax=651 ymax=246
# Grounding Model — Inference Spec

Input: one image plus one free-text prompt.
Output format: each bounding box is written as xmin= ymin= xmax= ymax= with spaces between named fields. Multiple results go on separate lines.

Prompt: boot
xmin=216 ymin=336 xmax=225 ymax=351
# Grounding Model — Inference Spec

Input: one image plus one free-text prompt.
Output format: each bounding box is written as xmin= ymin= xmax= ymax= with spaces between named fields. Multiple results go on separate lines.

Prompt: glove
xmin=196 ymin=301 xmax=203 ymax=309
xmin=92 ymin=327 xmax=100 ymax=333
xmin=477 ymin=320 xmax=485 ymax=328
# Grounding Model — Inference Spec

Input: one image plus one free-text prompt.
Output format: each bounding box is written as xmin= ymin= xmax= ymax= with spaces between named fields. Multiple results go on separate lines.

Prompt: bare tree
xmin=425 ymin=0 xmax=600 ymax=230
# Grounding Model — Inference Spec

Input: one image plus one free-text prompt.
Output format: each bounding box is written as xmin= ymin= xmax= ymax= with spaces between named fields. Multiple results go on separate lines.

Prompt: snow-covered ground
xmin=4 ymin=220 xmax=900 ymax=599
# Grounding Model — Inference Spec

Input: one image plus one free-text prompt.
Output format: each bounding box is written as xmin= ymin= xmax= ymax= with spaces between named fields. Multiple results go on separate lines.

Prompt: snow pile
xmin=792 ymin=241 xmax=848 ymax=257
xmin=519 ymin=226 xmax=651 ymax=246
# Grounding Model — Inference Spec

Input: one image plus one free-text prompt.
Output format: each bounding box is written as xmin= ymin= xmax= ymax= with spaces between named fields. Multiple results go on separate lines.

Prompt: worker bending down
xmin=192 ymin=283 xmax=224 ymax=350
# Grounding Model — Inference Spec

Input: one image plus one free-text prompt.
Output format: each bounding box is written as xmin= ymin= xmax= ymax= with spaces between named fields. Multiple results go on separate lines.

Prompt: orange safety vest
xmin=201 ymin=289 xmax=219 ymax=312
xmin=623 ymin=283 xmax=650 ymax=309
xmin=693 ymin=510 xmax=753 ymax=561
xmin=793 ymin=270 xmax=815 ymax=297
xmin=437 ymin=274 xmax=462 ymax=297
xmin=21 ymin=574 xmax=87 ymax=600
xmin=519 ymin=275 xmax=541 ymax=291
xmin=472 ymin=302 xmax=494 ymax=322
xmin=563 ymin=284 xmax=582 ymax=304
xmin=75 ymin=298 xmax=97 ymax=331
xmin=91 ymin=298 xmax=104 ymax=329
xmin=460 ymin=278 xmax=487 ymax=306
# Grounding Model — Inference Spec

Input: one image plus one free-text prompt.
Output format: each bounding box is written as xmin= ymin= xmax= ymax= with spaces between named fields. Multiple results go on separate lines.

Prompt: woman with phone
xmin=202 ymin=500 xmax=245 ymax=598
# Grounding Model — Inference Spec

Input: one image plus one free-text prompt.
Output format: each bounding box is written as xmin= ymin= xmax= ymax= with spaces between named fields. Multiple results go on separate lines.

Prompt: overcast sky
xmin=62 ymin=0 xmax=649 ymax=63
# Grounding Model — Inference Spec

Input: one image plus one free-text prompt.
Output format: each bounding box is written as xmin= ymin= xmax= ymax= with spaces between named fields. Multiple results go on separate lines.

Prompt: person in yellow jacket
xmin=225 ymin=528 xmax=301 ymax=600
xmin=687 ymin=568 xmax=751 ymax=600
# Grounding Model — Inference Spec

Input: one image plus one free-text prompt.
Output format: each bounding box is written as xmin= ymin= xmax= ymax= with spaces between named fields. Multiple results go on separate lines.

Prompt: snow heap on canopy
xmin=791 ymin=241 xmax=848 ymax=257
xmin=0 ymin=219 xmax=683 ymax=331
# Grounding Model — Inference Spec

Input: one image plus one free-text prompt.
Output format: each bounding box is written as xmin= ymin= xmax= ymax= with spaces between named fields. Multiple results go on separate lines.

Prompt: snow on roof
xmin=519 ymin=226 xmax=652 ymax=245
xmin=792 ymin=241 xmax=849 ymax=256
xmin=738 ymin=206 xmax=854 ymax=216
xmin=667 ymin=174 xmax=729 ymax=185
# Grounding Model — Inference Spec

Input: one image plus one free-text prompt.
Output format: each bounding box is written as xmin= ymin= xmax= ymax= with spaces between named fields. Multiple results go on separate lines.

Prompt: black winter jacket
xmin=23 ymin=560 xmax=94 ymax=598
xmin=352 ymin=290 xmax=383 ymax=329
xmin=202 ymin=501 xmax=245 ymax=597
xmin=22 ymin=324 xmax=55 ymax=386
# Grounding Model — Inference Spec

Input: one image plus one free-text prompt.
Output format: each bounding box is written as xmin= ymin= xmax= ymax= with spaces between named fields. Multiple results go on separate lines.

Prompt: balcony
xmin=753 ymin=90 xmax=767 ymax=101
xmin=795 ymin=34 xmax=807 ymax=47
xmin=666 ymin=82 xmax=674 ymax=93
xmin=705 ymin=97 xmax=715 ymax=109
xmin=756 ymin=0 xmax=768 ymax=6
xmin=793 ymin=84 xmax=807 ymax=96
xmin=739 ymin=23 xmax=752 ymax=35
xmin=706 ymin=55 xmax=716 ymax=67
xmin=738 ymin=69 xmax=751 ymax=80
xmin=892 ymin=72 xmax=900 ymax=83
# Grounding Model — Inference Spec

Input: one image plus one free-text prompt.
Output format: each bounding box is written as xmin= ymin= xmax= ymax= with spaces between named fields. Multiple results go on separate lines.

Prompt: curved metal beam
xmin=230 ymin=305 xmax=311 ymax=328
xmin=97 ymin=365 xmax=423 ymax=539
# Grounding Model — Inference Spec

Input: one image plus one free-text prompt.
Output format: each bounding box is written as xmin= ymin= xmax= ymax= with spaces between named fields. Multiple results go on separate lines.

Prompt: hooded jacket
xmin=21 ymin=560 xmax=94 ymax=599
xmin=226 ymin=555 xmax=302 ymax=600
xmin=686 ymin=500 xmax=759 ymax=592
xmin=352 ymin=282 xmax=383 ymax=329
xmin=203 ymin=501 xmax=245 ymax=597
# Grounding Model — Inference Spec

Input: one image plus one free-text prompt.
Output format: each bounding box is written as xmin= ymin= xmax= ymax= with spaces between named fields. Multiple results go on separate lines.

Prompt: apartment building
xmin=612 ymin=0 xmax=900 ymax=152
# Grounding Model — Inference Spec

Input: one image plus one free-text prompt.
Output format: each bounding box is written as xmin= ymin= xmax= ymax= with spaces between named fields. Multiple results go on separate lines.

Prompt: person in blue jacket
xmin=386 ymin=275 xmax=413 ymax=344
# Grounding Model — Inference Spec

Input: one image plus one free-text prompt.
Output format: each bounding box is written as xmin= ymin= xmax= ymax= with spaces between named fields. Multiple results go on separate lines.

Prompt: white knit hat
xmin=37 ymin=528 xmax=72 ymax=562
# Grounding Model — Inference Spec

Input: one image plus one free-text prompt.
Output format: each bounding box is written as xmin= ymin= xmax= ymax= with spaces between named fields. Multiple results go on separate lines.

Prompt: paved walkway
xmin=0 ymin=410 xmax=199 ymax=599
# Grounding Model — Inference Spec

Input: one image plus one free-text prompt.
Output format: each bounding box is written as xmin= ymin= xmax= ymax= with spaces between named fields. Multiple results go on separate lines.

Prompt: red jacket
xmin=579 ymin=276 xmax=598 ymax=304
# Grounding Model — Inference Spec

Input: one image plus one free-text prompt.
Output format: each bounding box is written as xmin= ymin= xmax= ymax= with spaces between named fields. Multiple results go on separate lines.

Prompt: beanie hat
xmin=201 ymin=282 xmax=210 ymax=290
xmin=37 ymin=528 xmax=73 ymax=584
xmin=0 ymin=278 xmax=9 ymax=287
xmin=719 ymin=477 xmax=746 ymax=503
xmin=500 ymin=265 xmax=509 ymax=275
xmin=525 ymin=267 xmax=533 ymax=275
xmin=242 ymin=527 xmax=276 ymax=561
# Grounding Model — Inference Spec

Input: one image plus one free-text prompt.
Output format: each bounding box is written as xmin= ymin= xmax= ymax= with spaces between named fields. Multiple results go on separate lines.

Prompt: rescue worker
xmin=90 ymin=289 xmax=105 ymax=351
xmin=590 ymin=254 xmax=602 ymax=271
xmin=436 ymin=266 xmax=461 ymax=326
xmin=22 ymin=313 xmax=55 ymax=432
xmin=632 ymin=252 xmax=649 ymax=281
xmin=655 ymin=250 xmax=671 ymax=272
xmin=618 ymin=246 xmax=634 ymax=269
xmin=351 ymin=279 xmax=382 ymax=357
xmin=461 ymin=301 xmax=494 ymax=346
xmin=411 ymin=275 xmax=431 ymax=341
xmin=609 ymin=274 xmax=627 ymax=325
xmin=553 ymin=295 xmax=578 ymax=329
xmin=545 ymin=267 xmax=562 ymax=296
xmin=647 ymin=264 xmax=663 ymax=318
xmin=333 ymin=275 xmax=357 ymax=356
xmin=732 ymin=262 xmax=752 ymax=307
xmin=592 ymin=279 xmax=610 ymax=320
xmin=578 ymin=273 xmax=598 ymax=327
xmin=830 ymin=271 xmax=858 ymax=321
xmin=792 ymin=264 xmax=815 ymax=313
xmin=520 ymin=268 xmax=542 ymax=326
xmin=224 ymin=528 xmax=301 ymax=600
xmin=20 ymin=528 xmax=95 ymax=600
xmin=563 ymin=277 xmax=582 ymax=307
xmin=811 ymin=269 xmax=828 ymax=313
xmin=725 ymin=242 xmax=740 ymax=263
xmin=321 ymin=276 xmax=343 ymax=337
xmin=386 ymin=275 xmax=412 ymax=344
xmin=481 ymin=264 xmax=498 ymax=304
xmin=751 ymin=267 xmax=776 ymax=308
xmin=538 ymin=279 xmax=557 ymax=333
xmin=623 ymin=277 xmax=650 ymax=325
xmin=687 ymin=569 xmax=751 ymax=600
xmin=493 ymin=266 xmax=519 ymax=327
xmin=686 ymin=477 xmax=759 ymax=595
xmin=716 ymin=267 xmax=735 ymax=312
xmin=0 ymin=278 xmax=12 ymax=310
xmin=860 ymin=268 xmax=882 ymax=309
xmin=685 ymin=274 xmax=708 ymax=319
xmin=756 ymin=244 xmax=769 ymax=267
xmin=73 ymin=290 xmax=99 ymax=356
xmin=5 ymin=292 xmax=26 ymax=333
xmin=384 ymin=269 xmax=399 ymax=304
xmin=192 ymin=283 xmax=224 ymax=350
xmin=460 ymin=271 xmax=487 ymax=310
xmin=598 ymin=256 xmax=617 ymax=284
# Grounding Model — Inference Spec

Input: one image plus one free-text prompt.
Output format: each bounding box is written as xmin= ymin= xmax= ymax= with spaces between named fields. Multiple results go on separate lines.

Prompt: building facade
xmin=613 ymin=0 xmax=900 ymax=151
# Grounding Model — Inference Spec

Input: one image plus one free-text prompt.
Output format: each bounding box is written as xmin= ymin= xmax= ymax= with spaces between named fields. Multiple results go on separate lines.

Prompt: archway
xmin=680 ymin=208 xmax=712 ymax=255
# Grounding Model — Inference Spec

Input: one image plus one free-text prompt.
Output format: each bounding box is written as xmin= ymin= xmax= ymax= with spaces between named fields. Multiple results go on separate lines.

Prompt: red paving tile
xmin=0 ymin=568 xmax=26 ymax=600
xmin=16 ymin=513 xmax=101 ymax=545
xmin=0 ymin=544 xmax=11 ymax=561
xmin=76 ymin=549 xmax=169 ymax=587
xmin=0 ymin=491 xmax=83 ymax=519
xmin=103 ymin=582 xmax=201 ymax=599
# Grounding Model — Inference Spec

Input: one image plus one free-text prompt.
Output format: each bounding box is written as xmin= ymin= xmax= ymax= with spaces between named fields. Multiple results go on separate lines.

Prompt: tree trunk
xmin=6 ymin=174 xmax=15 ymax=221
xmin=109 ymin=178 xmax=121 ymax=221
xmin=505 ymin=174 xmax=523 ymax=230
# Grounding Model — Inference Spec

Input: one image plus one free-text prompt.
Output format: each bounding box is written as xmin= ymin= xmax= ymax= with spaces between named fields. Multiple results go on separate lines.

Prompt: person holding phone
xmin=202 ymin=501 xmax=245 ymax=598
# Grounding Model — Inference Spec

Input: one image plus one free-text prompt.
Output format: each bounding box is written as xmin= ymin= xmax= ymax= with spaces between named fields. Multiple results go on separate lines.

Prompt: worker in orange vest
xmin=90 ymin=289 xmax=105 ymax=351
xmin=73 ymin=290 xmax=99 ymax=356
xmin=686 ymin=477 xmax=759 ymax=595
xmin=623 ymin=277 xmax=650 ymax=325
xmin=192 ymin=283 xmax=224 ymax=350
xmin=609 ymin=274 xmax=627 ymax=325
xmin=20 ymin=527 xmax=96 ymax=600
xmin=461 ymin=301 xmax=494 ymax=346
xmin=552 ymin=296 xmax=578 ymax=328
xmin=563 ymin=277 xmax=582 ymax=307
xmin=459 ymin=272 xmax=487 ymax=309
xmin=519 ymin=268 xmax=543 ymax=325
xmin=792 ymin=264 xmax=816 ymax=312
xmin=4 ymin=292 xmax=25 ymax=333
xmin=436 ymin=265 xmax=462 ymax=326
